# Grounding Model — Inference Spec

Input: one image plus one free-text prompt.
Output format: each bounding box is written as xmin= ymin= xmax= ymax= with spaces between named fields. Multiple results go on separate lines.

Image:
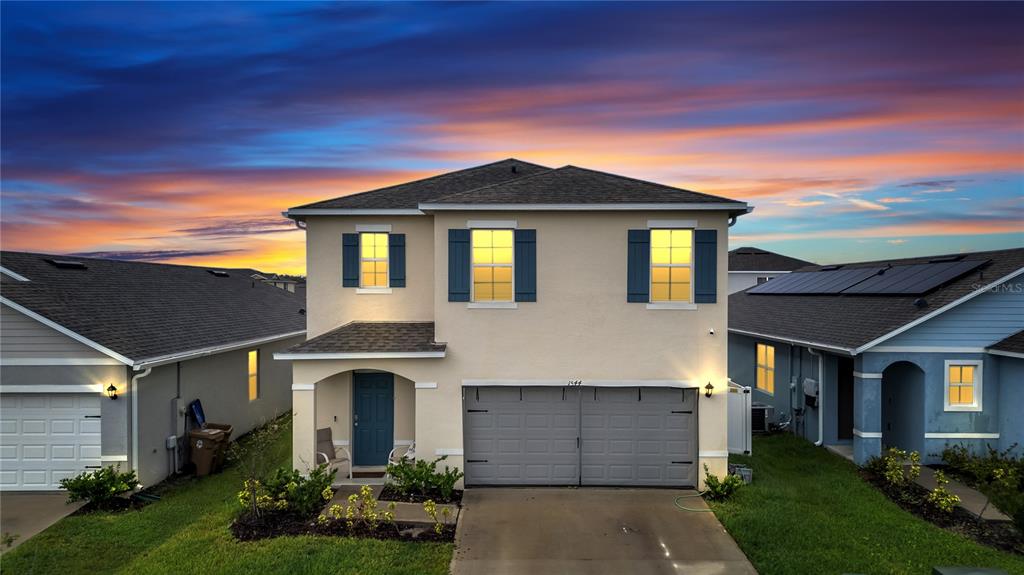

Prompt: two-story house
xmin=277 ymin=159 xmax=751 ymax=487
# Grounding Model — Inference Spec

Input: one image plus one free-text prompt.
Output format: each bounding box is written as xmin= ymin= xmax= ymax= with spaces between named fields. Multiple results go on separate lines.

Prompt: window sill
xmin=356 ymin=288 xmax=393 ymax=295
xmin=646 ymin=302 xmax=697 ymax=310
xmin=944 ymin=404 xmax=982 ymax=412
xmin=467 ymin=302 xmax=518 ymax=309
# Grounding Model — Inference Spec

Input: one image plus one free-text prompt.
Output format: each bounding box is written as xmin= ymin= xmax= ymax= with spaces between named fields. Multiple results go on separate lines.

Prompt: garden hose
xmin=674 ymin=491 xmax=714 ymax=512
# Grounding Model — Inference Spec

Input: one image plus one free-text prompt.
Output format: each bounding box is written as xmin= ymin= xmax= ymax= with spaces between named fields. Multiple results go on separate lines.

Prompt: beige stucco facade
xmin=291 ymin=209 xmax=733 ymax=487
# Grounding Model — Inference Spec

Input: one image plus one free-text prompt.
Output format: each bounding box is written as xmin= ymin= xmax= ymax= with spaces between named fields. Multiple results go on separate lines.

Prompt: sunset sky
xmin=2 ymin=2 xmax=1021 ymax=275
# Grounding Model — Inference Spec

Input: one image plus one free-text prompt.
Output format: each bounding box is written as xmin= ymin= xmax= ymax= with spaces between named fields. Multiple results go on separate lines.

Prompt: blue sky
xmin=2 ymin=2 xmax=1021 ymax=273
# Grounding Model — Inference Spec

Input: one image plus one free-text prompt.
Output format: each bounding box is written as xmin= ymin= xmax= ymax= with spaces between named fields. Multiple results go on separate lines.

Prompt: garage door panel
xmin=0 ymin=393 xmax=102 ymax=490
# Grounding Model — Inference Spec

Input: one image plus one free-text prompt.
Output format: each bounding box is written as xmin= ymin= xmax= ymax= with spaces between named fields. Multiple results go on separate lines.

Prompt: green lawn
xmin=712 ymin=434 xmax=1024 ymax=575
xmin=2 ymin=424 xmax=452 ymax=575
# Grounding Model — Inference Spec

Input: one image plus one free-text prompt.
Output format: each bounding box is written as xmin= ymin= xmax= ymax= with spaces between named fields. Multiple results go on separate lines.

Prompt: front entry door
xmin=837 ymin=357 xmax=855 ymax=441
xmin=353 ymin=373 xmax=394 ymax=466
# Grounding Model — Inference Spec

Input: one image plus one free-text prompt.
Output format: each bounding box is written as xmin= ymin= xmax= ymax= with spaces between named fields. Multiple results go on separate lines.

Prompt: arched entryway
xmin=881 ymin=361 xmax=925 ymax=455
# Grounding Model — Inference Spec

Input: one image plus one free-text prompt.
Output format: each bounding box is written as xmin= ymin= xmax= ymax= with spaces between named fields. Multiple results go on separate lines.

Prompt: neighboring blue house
xmin=728 ymin=248 xmax=1024 ymax=465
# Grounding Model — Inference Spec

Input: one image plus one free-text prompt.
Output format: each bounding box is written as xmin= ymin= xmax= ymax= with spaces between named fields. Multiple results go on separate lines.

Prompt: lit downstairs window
xmin=650 ymin=229 xmax=692 ymax=302
xmin=756 ymin=343 xmax=775 ymax=394
xmin=946 ymin=361 xmax=981 ymax=411
xmin=360 ymin=232 xmax=389 ymax=288
xmin=472 ymin=229 xmax=513 ymax=302
xmin=248 ymin=350 xmax=260 ymax=401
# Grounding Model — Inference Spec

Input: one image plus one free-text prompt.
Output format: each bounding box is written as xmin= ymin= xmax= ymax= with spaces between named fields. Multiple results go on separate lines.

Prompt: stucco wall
xmin=728 ymin=271 xmax=776 ymax=294
xmin=305 ymin=215 xmax=435 ymax=338
xmin=294 ymin=209 xmax=734 ymax=485
xmin=137 ymin=335 xmax=302 ymax=486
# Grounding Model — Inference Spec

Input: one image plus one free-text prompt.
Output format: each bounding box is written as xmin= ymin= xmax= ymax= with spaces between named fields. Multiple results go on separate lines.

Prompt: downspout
xmin=807 ymin=348 xmax=824 ymax=446
xmin=131 ymin=367 xmax=153 ymax=478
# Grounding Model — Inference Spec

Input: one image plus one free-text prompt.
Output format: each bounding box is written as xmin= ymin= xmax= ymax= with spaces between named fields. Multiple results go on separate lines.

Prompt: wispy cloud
xmin=70 ymin=249 xmax=241 ymax=262
xmin=847 ymin=198 xmax=890 ymax=211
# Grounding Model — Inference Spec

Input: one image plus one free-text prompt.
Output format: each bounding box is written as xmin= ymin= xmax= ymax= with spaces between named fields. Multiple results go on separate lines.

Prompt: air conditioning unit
xmin=751 ymin=403 xmax=775 ymax=433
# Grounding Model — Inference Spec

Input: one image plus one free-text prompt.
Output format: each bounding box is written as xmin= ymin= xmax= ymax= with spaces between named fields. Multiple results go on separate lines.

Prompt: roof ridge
xmin=425 ymin=164 xmax=562 ymax=203
xmin=290 ymin=158 xmax=550 ymax=210
xmin=805 ymin=246 xmax=1024 ymax=269
xmin=559 ymin=165 xmax=742 ymax=204
xmin=0 ymin=250 xmax=262 ymax=274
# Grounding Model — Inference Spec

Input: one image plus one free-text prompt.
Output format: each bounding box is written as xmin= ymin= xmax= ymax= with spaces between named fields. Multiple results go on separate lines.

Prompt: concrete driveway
xmin=451 ymin=488 xmax=757 ymax=575
xmin=0 ymin=492 xmax=82 ymax=552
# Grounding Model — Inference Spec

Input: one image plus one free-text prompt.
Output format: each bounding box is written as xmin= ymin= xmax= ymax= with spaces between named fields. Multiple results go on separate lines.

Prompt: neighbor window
xmin=360 ymin=232 xmax=389 ymax=288
xmin=945 ymin=360 xmax=981 ymax=411
xmin=248 ymin=350 xmax=259 ymax=401
xmin=756 ymin=343 xmax=775 ymax=394
xmin=650 ymin=229 xmax=692 ymax=302
xmin=472 ymin=229 xmax=513 ymax=302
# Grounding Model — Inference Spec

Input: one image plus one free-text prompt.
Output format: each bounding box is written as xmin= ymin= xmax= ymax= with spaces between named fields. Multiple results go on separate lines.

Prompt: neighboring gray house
xmin=728 ymin=247 xmax=1023 ymax=465
xmin=728 ymin=247 xmax=813 ymax=294
xmin=0 ymin=252 xmax=305 ymax=489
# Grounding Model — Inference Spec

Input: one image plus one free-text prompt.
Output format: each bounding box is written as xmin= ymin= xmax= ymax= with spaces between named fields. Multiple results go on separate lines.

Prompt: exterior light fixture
xmin=704 ymin=382 xmax=714 ymax=398
xmin=106 ymin=383 xmax=118 ymax=400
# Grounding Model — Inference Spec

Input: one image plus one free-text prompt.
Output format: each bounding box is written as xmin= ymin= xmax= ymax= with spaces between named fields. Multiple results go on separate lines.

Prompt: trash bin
xmin=205 ymin=423 xmax=234 ymax=472
xmin=189 ymin=428 xmax=225 ymax=476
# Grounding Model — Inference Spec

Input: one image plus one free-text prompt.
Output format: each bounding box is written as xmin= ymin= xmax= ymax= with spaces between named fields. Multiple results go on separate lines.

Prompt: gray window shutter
xmin=627 ymin=229 xmax=650 ymax=302
xmin=342 ymin=233 xmax=359 ymax=287
xmin=694 ymin=229 xmax=717 ymax=303
xmin=448 ymin=229 xmax=470 ymax=301
xmin=514 ymin=229 xmax=536 ymax=302
xmin=389 ymin=233 xmax=406 ymax=287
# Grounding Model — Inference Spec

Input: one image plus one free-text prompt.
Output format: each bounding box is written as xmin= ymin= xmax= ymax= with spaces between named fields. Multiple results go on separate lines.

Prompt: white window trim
xmin=645 ymin=302 xmax=697 ymax=310
xmin=470 ymin=228 xmax=515 ymax=304
xmin=355 ymin=224 xmax=392 ymax=233
xmin=649 ymin=228 xmax=694 ymax=304
xmin=944 ymin=359 xmax=982 ymax=412
xmin=356 ymin=287 xmax=393 ymax=295
xmin=359 ymin=232 xmax=390 ymax=289
xmin=756 ymin=342 xmax=775 ymax=396
xmin=467 ymin=219 xmax=517 ymax=229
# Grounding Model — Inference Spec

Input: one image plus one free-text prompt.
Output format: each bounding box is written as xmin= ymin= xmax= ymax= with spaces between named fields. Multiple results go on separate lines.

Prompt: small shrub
xmin=422 ymin=499 xmax=452 ymax=535
xmin=867 ymin=448 xmax=920 ymax=488
xmin=941 ymin=442 xmax=1024 ymax=529
xmin=317 ymin=485 xmax=397 ymax=534
xmin=59 ymin=466 xmax=139 ymax=507
xmin=925 ymin=471 xmax=960 ymax=514
xmin=237 ymin=464 xmax=335 ymax=518
xmin=386 ymin=456 xmax=464 ymax=501
xmin=702 ymin=464 xmax=743 ymax=501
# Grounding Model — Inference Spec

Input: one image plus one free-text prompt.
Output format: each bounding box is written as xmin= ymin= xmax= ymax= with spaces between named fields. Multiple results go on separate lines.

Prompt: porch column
xmin=852 ymin=372 xmax=883 ymax=465
xmin=292 ymin=380 xmax=318 ymax=474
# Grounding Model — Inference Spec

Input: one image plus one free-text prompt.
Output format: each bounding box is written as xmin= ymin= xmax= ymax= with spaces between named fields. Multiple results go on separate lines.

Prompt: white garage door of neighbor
xmin=0 ymin=394 xmax=102 ymax=490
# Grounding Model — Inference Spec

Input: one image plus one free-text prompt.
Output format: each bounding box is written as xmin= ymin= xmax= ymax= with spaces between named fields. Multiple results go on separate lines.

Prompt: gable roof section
xmin=0 ymin=251 xmax=306 ymax=366
xmin=989 ymin=330 xmax=1024 ymax=358
xmin=289 ymin=159 xmax=550 ymax=212
xmin=420 ymin=165 xmax=748 ymax=211
xmin=729 ymin=247 xmax=1024 ymax=354
xmin=276 ymin=321 xmax=445 ymax=359
xmin=729 ymin=247 xmax=814 ymax=272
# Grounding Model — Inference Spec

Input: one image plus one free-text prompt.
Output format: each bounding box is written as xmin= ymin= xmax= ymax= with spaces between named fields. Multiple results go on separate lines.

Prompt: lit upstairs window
xmin=650 ymin=229 xmax=692 ymax=302
xmin=472 ymin=229 xmax=513 ymax=302
xmin=360 ymin=232 xmax=389 ymax=288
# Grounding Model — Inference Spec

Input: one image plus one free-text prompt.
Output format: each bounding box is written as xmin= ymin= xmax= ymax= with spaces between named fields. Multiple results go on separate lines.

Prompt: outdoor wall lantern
xmin=106 ymin=383 xmax=119 ymax=400
xmin=704 ymin=381 xmax=714 ymax=398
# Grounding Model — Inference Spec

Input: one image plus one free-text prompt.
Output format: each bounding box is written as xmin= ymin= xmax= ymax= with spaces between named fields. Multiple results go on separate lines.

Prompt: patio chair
xmin=316 ymin=427 xmax=352 ymax=480
xmin=384 ymin=441 xmax=416 ymax=479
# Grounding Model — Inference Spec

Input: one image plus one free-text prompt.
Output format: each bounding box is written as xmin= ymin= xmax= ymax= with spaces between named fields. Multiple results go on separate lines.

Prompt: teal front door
xmin=353 ymin=373 xmax=394 ymax=466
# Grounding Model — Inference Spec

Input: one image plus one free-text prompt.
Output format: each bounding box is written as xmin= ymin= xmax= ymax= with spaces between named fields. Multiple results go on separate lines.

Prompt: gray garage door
xmin=463 ymin=386 xmax=696 ymax=487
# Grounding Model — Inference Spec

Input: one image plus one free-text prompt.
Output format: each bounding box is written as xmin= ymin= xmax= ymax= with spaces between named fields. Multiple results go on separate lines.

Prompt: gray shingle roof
xmin=1 ymin=251 xmax=306 ymax=364
xmin=292 ymin=159 xmax=550 ymax=210
xmin=729 ymin=247 xmax=814 ymax=272
xmin=283 ymin=321 xmax=445 ymax=354
xmin=422 ymin=165 xmax=745 ymax=207
xmin=729 ymin=247 xmax=1024 ymax=352
xmin=990 ymin=330 xmax=1024 ymax=355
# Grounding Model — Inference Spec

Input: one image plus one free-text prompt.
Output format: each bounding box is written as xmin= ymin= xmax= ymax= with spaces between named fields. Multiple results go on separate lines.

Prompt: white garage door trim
xmin=462 ymin=379 xmax=699 ymax=388
xmin=0 ymin=393 xmax=102 ymax=491
xmin=1 ymin=384 xmax=104 ymax=394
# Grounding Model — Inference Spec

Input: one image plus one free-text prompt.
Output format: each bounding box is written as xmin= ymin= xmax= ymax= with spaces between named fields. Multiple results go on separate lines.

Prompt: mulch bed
xmin=862 ymin=470 xmax=1024 ymax=555
xmin=378 ymin=485 xmax=463 ymax=505
xmin=231 ymin=511 xmax=455 ymax=542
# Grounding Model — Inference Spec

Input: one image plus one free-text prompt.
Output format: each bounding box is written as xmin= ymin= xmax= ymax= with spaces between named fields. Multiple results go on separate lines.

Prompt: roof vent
xmin=819 ymin=265 xmax=842 ymax=271
xmin=46 ymin=259 xmax=87 ymax=270
xmin=207 ymin=270 xmax=230 ymax=277
xmin=928 ymin=255 xmax=963 ymax=263
xmin=913 ymin=298 xmax=928 ymax=309
xmin=511 ymin=164 xmax=518 ymax=174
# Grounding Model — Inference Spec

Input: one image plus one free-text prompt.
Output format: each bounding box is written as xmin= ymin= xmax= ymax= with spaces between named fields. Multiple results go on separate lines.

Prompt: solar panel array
xmin=748 ymin=259 xmax=988 ymax=296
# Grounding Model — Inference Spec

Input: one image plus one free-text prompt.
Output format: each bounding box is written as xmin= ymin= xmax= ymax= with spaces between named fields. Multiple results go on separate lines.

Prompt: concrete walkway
xmin=917 ymin=466 xmax=1010 ymax=522
xmin=451 ymin=488 xmax=756 ymax=575
xmin=0 ymin=492 xmax=83 ymax=552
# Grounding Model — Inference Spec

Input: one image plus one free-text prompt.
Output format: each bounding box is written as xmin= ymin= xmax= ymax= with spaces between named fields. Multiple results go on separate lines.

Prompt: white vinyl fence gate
xmin=727 ymin=380 xmax=752 ymax=455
